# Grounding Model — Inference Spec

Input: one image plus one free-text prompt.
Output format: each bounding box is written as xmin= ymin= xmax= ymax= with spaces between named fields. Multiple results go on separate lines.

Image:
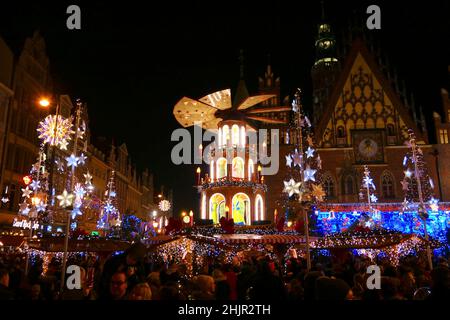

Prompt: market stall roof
xmin=310 ymin=233 xmax=441 ymax=250
xmin=0 ymin=235 xmax=25 ymax=248
xmin=202 ymin=234 xmax=319 ymax=244
xmin=27 ymin=238 xmax=131 ymax=252
xmin=145 ymin=235 xmax=178 ymax=246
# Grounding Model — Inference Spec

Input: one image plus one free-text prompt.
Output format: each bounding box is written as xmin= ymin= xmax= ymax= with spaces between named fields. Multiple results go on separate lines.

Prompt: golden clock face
xmin=358 ymin=138 xmax=378 ymax=158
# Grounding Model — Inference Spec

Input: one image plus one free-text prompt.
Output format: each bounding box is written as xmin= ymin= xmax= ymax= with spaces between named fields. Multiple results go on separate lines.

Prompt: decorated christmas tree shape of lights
xmin=357 ymin=165 xmax=379 ymax=228
xmin=401 ymin=129 xmax=434 ymax=269
xmin=17 ymin=147 xmax=50 ymax=222
xmin=402 ymin=129 xmax=437 ymax=216
xmin=281 ymin=88 xmax=324 ymax=270
xmin=97 ymin=170 xmax=121 ymax=234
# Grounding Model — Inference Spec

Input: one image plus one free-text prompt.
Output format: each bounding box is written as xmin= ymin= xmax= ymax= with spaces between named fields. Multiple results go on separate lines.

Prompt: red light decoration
xmin=22 ymin=175 xmax=32 ymax=186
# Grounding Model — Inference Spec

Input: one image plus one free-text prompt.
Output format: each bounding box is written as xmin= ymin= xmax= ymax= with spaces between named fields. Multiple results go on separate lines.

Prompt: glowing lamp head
xmin=257 ymin=165 xmax=262 ymax=172
xmin=189 ymin=210 xmax=193 ymax=217
xmin=152 ymin=210 xmax=157 ymax=217
xmin=152 ymin=222 xmax=158 ymax=228
xmin=23 ymin=175 xmax=32 ymax=186
xmin=38 ymin=98 xmax=50 ymax=107
xmin=287 ymin=221 xmax=293 ymax=228
xmin=183 ymin=215 xmax=191 ymax=224
xmin=196 ymin=167 xmax=201 ymax=174
xmin=181 ymin=211 xmax=186 ymax=217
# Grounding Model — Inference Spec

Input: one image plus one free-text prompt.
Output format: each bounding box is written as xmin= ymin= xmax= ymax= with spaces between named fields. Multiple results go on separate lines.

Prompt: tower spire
xmin=321 ymin=0 xmax=325 ymax=21
xmin=239 ymin=49 xmax=244 ymax=79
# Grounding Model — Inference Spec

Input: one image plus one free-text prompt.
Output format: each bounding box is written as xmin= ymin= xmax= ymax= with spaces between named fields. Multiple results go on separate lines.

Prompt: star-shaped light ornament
xmin=74 ymin=183 xmax=86 ymax=199
xmin=30 ymin=180 xmax=41 ymax=191
xmin=285 ymin=155 xmax=293 ymax=168
xmin=429 ymin=197 xmax=439 ymax=212
xmin=78 ymin=153 xmax=87 ymax=165
xmin=303 ymin=166 xmax=317 ymax=182
xmin=317 ymin=154 xmax=322 ymax=169
xmin=370 ymin=194 xmax=378 ymax=203
xmin=21 ymin=187 xmax=32 ymax=198
xmin=36 ymin=201 xmax=47 ymax=212
xmin=1 ymin=197 xmax=9 ymax=204
xmin=305 ymin=146 xmax=315 ymax=159
xmin=109 ymin=191 xmax=116 ymax=198
xmin=402 ymin=198 xmax=409 ymax=212
xmin=71 ymin=206 xmax=82 ymax=219
xmin=55 ymin=159 xmax=65 ymax=172
xmin=401 ymin=179 xmax=409 ymax=191
xmin=66 ymin=154 xmax=79 ymax=168
xmin=104 ymin=202 xmax=114 ymax=213
xmin=363 ymin=176 xmax=375 ymax=189
xmin=291 ymin=99 xmax=299 ymax=112
xmin=57 ymin=190 xmax=74 ymax=208
xmin=311 ymin=184 xmax=326 ymax=202
xmin=283 ymin=179 xmax=302 ymax=197
xmin=59 ymin=139 xmax=69 ymax=150
xmin=19 ymin=202 xmax=30 ymax=215
xmin=404 ymin=169 xmax=412 ymax=178
xmin=84 ymin=172 xmax=93 ymax=185
xmin=292 ymin=149 xmax=303 ymax=168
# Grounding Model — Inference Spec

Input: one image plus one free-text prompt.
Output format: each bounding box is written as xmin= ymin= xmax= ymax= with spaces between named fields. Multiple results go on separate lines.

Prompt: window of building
xmin=387 ymin=124 xmax=395 ymax=136
xmin=381 ymin=171 xmax=395 ymax=198
xmin=323 ymin=174 xmax=335 ymax=198
xmin=343 ymin=175 xmax=354 ymax=195
xmin=337 ymin=126 xmax=345 ymax=138
xmin=440 ymin=129 xmax=449 ymax=144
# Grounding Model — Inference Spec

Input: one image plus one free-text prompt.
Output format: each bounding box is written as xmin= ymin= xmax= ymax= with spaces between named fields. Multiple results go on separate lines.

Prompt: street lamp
xmin=38 ymin=98 xmax=50 ymax=108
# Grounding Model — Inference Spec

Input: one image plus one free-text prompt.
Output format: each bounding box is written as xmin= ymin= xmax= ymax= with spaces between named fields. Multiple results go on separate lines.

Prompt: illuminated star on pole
xmin=370 ymin=194 xmax=378 ymax=203
xmin=84 ymin=171 xmax=93 ymax=185
xmin=74 ymin=183 xmax=86 ymax=199
xmin=292 ymin=149 xmax=302 ymax=168
xmin=285 ymin=155 xmax=293 ymax=167
xmin=304 ymin=166 xmax=317 ymax=182
xmin=78 ymin=153 xmax=87 ymax=165
xmin=36 ymin=202 xmax=47 ymax=212
xmin=57 ymin=189 xmax=74 ymax=208
xmin=66 ymin=154 xmax=79 ymax=168
xmin=19 ymin=202 xmax=29 ymax=215
xmin=404 ymin=169 xmax=412 ymax=178
xmin=21 ymin=187 xmax=32 ymax=198
xmin=59 ymin=139 xmax=69 ymax=150
xmin=305 ymin=146 xmax=315 ymax=158
xmin=30 ymin=180 xmax=41 ymax=191
xmin=283 ymin=179 xmax=301 ymax=197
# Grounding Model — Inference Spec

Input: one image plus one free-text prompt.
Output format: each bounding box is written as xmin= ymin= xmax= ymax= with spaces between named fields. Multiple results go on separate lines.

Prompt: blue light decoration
xmin=314 ymin=205 xmax=450 ymax=245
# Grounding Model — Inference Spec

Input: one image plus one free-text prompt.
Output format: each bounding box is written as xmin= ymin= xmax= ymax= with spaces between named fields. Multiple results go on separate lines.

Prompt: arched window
xmin=217 ymin=157 xmax=227 ymax=179
xmin=232 ymin=124 xmax=240 ymax=145
xmin=323 ymin=173 xmax=335 ymax=199
xmin=255 ymin=195 xmax=264 ymax=221
xmin=248 ymin=159 xmax=254 ymax=181
xmin=387 ymin=124 xmax=395 ymax=136
xmin=210 ymin=160 xmax=215 ymax=181
xmin=240 ymin=126 xmax=246 ymax=147
xmin=232 ymin=193 xmax=250 ymax=225
xmin=343 ymin=175 xmax=354 ymax=195
xmin=232 ymin=157 xmax=244 ymax=179
xmin=218 ymin=128 xmax=222 ymax=147
xmin=222 ymin=125 xmax=230 ymax=146
xmin=381 ymin=171 xmax=395 ymax=198
xmin=337 ymin=126 xmax=345 ymax=138
xmin=209 ymin=193 xmax=226 ymax=223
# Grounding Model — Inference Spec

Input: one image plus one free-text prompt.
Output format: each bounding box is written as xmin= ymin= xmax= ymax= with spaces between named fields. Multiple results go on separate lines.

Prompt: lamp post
xmin=59 ymin=99 xmax=83 ymax=293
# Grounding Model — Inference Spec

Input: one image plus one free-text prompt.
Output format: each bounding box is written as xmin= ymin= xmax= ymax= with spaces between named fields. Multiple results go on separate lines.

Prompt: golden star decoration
xmin=311 ymin=184 xmax=326 ymax=202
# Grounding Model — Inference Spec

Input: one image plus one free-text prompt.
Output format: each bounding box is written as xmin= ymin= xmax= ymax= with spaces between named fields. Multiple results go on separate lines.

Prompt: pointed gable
xmin=316 ymin=38 xmax=426 ymax=147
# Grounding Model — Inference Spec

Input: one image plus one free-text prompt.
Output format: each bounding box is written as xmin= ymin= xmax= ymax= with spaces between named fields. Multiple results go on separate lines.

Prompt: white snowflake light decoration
xmin=37 ymin=114 xmax=75 ymax=149
xmin=158 ymin=199 xmax=171 ymax=212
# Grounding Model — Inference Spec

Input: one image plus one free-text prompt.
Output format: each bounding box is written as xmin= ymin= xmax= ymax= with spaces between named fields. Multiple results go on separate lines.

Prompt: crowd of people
xmin=0 ymin=243 xmax=449 ymax=301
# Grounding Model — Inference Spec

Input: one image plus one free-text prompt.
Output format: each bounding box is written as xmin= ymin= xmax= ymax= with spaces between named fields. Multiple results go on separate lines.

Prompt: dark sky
xmin=1 ymin=0 xmax=449 ymax=215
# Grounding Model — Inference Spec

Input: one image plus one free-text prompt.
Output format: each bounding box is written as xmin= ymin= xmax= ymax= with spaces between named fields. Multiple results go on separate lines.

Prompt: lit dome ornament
xmin=158 ymin=200 xmax=171 ymax=212
xmin=37 ymin=114 xmax=75 ymax=150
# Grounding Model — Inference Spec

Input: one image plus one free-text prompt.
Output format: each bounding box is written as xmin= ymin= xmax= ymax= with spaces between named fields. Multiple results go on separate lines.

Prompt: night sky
xmin=1 ymin=0 xmax=449 ymax=216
